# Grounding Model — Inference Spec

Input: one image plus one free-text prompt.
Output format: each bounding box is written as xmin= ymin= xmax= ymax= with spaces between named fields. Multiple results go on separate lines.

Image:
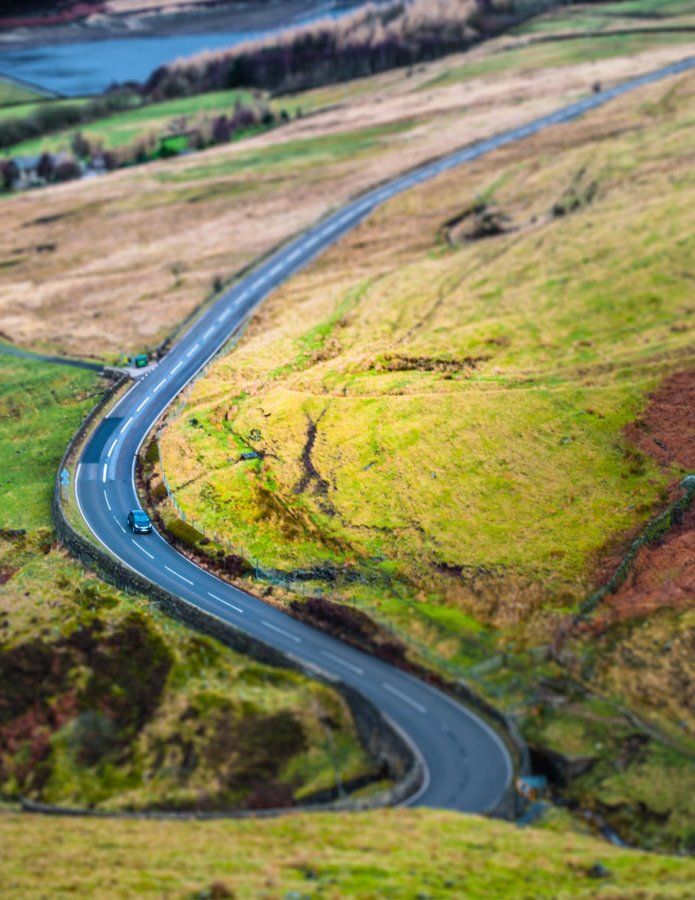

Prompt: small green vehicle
xmin=132 ymin=353 xmax=149 ymax=369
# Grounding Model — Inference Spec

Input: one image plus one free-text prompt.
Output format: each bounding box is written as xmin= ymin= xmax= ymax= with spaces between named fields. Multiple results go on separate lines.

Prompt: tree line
xmin=142 ymin=0 xmax=548 ymax=100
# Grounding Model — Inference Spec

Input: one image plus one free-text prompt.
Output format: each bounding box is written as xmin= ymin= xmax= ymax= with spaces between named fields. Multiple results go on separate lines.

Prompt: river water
xmin=0 ymin=1 xmax=369 ymax=97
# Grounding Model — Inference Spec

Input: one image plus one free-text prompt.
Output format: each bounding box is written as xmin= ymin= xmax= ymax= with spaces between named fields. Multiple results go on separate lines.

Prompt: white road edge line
xmin=164 ymin=565 xmax=194 ymax=585
xmin=382 ymin=682 xmax=427 ymax=714
xmin=262 ymin=620 xmax=301 ymax=643
xmin=287 ymin=653 xmax=338 ymax=683
xmin=132 ymin=539 xmax=154 ymax=559
xmin=207 ymin=591 xmax=244 ymax=613
xmin=321 ymin=650 xmax=363 ymax=675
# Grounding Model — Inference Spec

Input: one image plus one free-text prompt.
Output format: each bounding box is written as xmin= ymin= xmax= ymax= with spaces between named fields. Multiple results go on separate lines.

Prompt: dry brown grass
xmin=1 ymin=38 xmax=691 ymax=358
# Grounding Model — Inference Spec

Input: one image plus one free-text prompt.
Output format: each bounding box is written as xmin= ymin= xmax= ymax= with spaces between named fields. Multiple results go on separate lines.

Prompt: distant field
xmin=4 ymin=89 xmax=258 ymax=157
xmin=0 ymin=355 xmax=375 ymax=812
xmin=3 ymin=807 xmax=694 ymax=898
xmin=0 ymin=78 xmax=44 ymax=109
xmin=0 ymin=95 xmax=90 ymax=122
xmin=513 ymin=0 xmax=695 ymax=34
xmin=423 ymin=29 xmax=694 ymax=89
xmin=1 ymin=32 xmax=692 ymax=358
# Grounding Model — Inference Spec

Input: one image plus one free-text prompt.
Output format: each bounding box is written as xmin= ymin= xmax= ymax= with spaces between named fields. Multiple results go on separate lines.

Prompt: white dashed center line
xmin=120 ymin=416 xmax=133 ymax=434
xmin=203 ymin=326 xmax=214 ymax=340
xmin=171 ymin=360 xmax=183 ymax=374
xmin=102 ymin=463 xmax=108 ymax=483
xmin=153 ymin=378 xmax=167 ymax=394
xmin=321 ymin=650 xmax=363 ymax=675
xmin=207 ymin=592 xmax=244 ymax=613
xmin=136 ymin=396 xmax=150 ymax=413
xmin=382 ymin=682 xmax=427 ymax=714
xmin=132 ymin=539 xmax=154 ymax=559
xmin=186 ymin=343 xmax=200 ymax=358
xmin=103 ymin=490 xmax=111 ymax=511
xmin=262 ymin=620 xmax=301 ymax=643
xmin=164 ymin=565 xmax=194 ymax=585
xmin=107 ymin=438 xmax=118 ymax=458
xmin=113 ymin=516 xmax=126 ymax=533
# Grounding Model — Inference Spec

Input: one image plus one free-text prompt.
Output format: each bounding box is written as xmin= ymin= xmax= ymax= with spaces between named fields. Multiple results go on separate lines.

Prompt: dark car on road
xmin=127 ymin=509 xmax=152 ymax=534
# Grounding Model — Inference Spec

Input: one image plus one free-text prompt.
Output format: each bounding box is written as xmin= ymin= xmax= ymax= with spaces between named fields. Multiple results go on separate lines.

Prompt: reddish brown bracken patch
xmin=583 ymin=370 xmax=695 ymax=633
xmin=624 ymin=370 xmax=695 ymax=470
xmin=584 ymin=505 xmax=695 ymax=635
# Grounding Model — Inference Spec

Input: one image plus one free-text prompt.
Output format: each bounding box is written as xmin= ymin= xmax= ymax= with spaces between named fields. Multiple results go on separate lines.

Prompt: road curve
xmin=74 ymin=56 xmax=694 ymax=813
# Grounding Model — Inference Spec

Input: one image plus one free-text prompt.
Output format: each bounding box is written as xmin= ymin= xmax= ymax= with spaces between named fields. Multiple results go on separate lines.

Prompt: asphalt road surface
xmin=74 ymin=55 xmax=694 ymax=813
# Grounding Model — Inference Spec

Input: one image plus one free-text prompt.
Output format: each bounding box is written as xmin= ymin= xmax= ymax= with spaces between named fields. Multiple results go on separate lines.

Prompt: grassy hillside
xmin=157 ymin=70 xmax=695 ymax=848
xmin=0 ymin=356 xmax=378 ymax=811
xmin=3 ymin=807 xmax=694 ymax=898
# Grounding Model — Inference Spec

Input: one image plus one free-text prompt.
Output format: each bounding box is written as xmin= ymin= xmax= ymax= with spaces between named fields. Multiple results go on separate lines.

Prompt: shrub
xmin=0 ymin=158 xmax=19 ymax=190
xmin=54 ymin=158 xmax=81 ymax=182
xmin=36 ymin=151 xmax=54 ymax=181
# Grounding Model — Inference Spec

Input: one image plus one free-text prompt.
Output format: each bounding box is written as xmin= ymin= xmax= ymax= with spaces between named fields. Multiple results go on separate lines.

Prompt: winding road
xmin=74 ymin=56 xmax=694 ymax=813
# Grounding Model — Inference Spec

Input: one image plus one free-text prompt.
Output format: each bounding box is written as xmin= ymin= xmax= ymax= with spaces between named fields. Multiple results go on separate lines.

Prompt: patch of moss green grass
xmin=2 ymin=806 xmax=694 ymax=898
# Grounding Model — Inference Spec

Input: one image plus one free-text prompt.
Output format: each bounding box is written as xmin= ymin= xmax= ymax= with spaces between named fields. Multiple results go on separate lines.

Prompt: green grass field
xmin=0 ymin=355 xmax=376 ymax=812
xmin=0 ymin=355 xmax=98 ymax=529
xmin=422 ymin=29 xmax=694 ymax=90
xmin=0 ymin=95 xmax=91 ymax=123
xmin=3 ymin=89 xmax=258 ymax=157
xmin=514 ymin=0 xmax=695 ymax=35
xmin=3 ymin=807 xmax=694 ymax=898
xmin=0 ymin=78 xmax=45 ymax=109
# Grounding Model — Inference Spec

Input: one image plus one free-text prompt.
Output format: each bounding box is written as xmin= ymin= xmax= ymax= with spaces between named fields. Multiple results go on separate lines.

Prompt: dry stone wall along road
xmin=71 ymin=56 xmax=695 ymax=813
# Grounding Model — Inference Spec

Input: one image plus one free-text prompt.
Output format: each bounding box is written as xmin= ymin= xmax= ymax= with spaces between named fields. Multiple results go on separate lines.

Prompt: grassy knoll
xmin=159 ymin=72 xmax=695 ymax=848
xmin=0 ymin=355 xmax=377 ymax=811
xmin=3 ymin=807 xmax=694 ymax=898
